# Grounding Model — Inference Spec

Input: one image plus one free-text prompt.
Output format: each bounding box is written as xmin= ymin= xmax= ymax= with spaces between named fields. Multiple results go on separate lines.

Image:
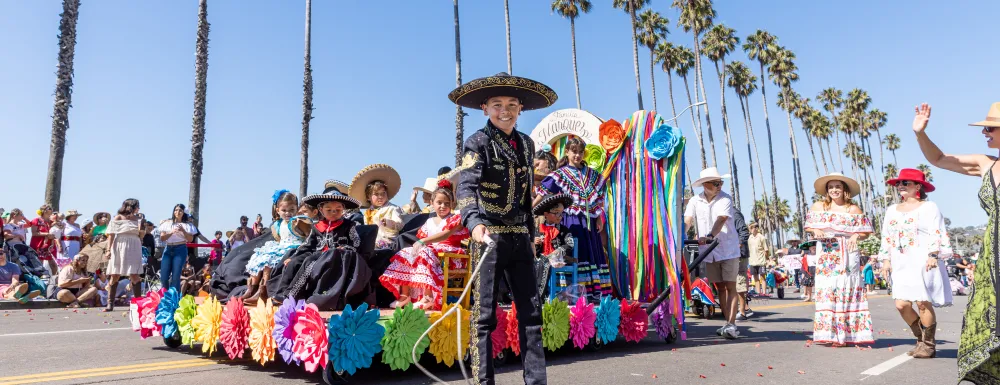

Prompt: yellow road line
xmin=0 ymin=358 xmax=235 ymax=385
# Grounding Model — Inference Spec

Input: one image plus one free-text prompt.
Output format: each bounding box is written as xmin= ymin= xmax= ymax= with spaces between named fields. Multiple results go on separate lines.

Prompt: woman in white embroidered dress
xmin=877 ymin=168 xmax=952 ymax=359
xmin=805 ymin=173 xmax=875 ymax=346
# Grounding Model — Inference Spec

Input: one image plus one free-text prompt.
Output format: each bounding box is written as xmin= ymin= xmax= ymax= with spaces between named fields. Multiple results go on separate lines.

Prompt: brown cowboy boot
xmin=906 ymin=319 xmax=922 ymax=356
xmin=912 ymin=323 xmax=937 ymax=359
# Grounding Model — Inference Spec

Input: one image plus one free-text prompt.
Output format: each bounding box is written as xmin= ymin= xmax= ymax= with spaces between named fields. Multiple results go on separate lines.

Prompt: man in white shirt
xmin=748 ymin=222 xmax=769 ymax=294
xmin=685 ymin=167 xmax=741 ymax=339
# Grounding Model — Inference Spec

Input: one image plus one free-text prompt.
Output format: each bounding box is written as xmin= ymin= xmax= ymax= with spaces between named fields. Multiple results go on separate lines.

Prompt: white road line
xmin=0 ymin=327 xmax=131 ymax=337
xmin=860 ymin=352 xmax=913 ymax=376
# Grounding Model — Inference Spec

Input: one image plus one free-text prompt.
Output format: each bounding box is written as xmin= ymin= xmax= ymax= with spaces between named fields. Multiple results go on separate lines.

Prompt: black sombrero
xmin=303 ymin=186 xmax=361 ymax=210
xmin=533 ymin=193 xmax=574 ymax=216
xmin=448 ymin=72 xmax=558 ymax=111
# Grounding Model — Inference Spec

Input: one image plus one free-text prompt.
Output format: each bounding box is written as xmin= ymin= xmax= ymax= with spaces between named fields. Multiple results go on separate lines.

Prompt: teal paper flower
xmin=155 ymin=287 xmax=181 ymax=339
xmin=594 ymin=296 xmax=620 ymax=344
xmin=328 ymin=303 xmax=385 ymax=375
xmin=644 ymin=122 xmax=682 ymax=160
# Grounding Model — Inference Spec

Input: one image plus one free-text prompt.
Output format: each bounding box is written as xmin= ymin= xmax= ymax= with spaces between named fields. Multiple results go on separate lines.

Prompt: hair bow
xmin=437 ymin=179 xmax=453 ymax=190
xmin=272 ymin=189 xmax=290 ymax=205
xmin=541 ymin=143 xmax=553 ymax=152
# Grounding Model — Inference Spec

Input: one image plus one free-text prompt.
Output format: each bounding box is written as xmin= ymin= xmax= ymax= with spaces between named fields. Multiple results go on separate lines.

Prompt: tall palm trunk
xmin=667 ymin=73 xmax=692 ymax=194
xmin=817 ymin=136 xmax=829 ymax=174
xmin=737 ymin=96 xmax=757 ymax=200
xmin=824 ymin=137 xmax=836 ymax=174
xmin=648 ymin=51 xmax=658 ymax=112
xmin=188 ymin=0 xmax=210 ymax=225
xmin=299 ymin=0 xmax=313 ymax=198
xmin=804 ymin=134 xmax=819 ymax=175
xmin=783 ymin=103 xmax=805 ymax=237
xmin=629 ymin=7 xmax=643 ymax=110
xmin=504 ymin=0 xmax=511 ymax=74
xmin=44 ymin=0 xmax=81 ymax=211
xmin=681 ymin=76 xmax=707 ymax=168
xmin=890 ymin=149 xmax=897 ymax=167
xmin=570 ymin=17 xmax=581 ymax=109
xmin=693 ymin=38 xmax=717 ymax=167
xmin=757 ymin=62 xmax=781 ymax=243
xmin=874 ymin=131 xmax=886 ymax=191
xmin=713 ymin=61 xmax=739 ymax=209
xmin=454 ymin=0 xmax=464 ymax=165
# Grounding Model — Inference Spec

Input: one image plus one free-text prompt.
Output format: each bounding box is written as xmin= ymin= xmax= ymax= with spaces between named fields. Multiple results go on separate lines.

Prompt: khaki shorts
xmin=735 ymin=258 xmax=750 ymax=292
xmin=706 ymin=258 xmax=740 ymax=284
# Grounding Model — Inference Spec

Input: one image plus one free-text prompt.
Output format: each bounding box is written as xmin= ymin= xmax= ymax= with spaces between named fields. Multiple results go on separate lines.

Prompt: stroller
xmin=683 ymin=240 xmax=722 ymax=319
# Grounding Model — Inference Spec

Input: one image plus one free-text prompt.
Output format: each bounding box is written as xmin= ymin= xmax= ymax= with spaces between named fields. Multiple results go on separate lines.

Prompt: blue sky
xmin=2 ymin=0 xmax=997 ymax=236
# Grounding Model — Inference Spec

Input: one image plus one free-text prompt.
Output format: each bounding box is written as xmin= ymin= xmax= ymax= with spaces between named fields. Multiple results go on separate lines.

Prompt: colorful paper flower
xmin=650 ymin=300 xmax=673 ymax=340
xmin=506 ymin=305 xmax=521 ymax=356
xmin=293 ymin=303 xmax=329 ymax=373
xmin=428 ymin=304 xmax=470 ymax=367
xmin=248 ymin=298 xmax=276 ymax=366
xmin=619 ymin=300 xmax=649 ymax=343
xmin=220 ymin=299 xmax=250 ymax=360
xmin=192 ymin=295 xmax=223 ymax=356
xmin=599 ymin=119 xmax=625 ymax=152
xmin=491 ymin=305 xmax=508 ymax=358
xmin=569 ymin=297 xmax=596 ymax=350
xmin=155 ymin=288 xmax=181 ymax=339
xmin=328 ymin=303 xmax=384 ymax=375
xmin=594 ymin=296 xmax=620 ymax=344
xmin=584 ymin=144 xmax=607 ymax=172
xmin=174 ymin=295 xmax=198 ymax=347
xmin=380 ymin=303 xmax=431 ymax=371
xmin=273 ymin=299 xmax=306 ymax=365
xmin=137 ymin=290 xmax=163 ymax=339
xmin=542 ymin=299 xmax=570 ymax=351
xmin=644 ymin=122 xmax=682 ymax=160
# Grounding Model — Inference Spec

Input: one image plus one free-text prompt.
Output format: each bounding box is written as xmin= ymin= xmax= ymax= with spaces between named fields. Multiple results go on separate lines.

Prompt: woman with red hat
xmin=913 ymin=102 xmax=1000 ymax=382
xmin=876 ymin=168 xmax=953 ymax=359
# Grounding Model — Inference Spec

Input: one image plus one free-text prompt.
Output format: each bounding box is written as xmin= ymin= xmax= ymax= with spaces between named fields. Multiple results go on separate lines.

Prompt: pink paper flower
xmin=569 ymin=297 xmax=596 ymax=349
xmin=292 ymin=303 xmax=329 ymax=373
xmin=136 ymin=290 xmax=163 ymax=339
xmin=220 ymin=299 xmax=250 ymax=360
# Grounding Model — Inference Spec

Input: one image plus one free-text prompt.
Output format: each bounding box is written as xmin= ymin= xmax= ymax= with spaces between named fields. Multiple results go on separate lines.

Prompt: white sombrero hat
xmin=413 ymin=178 xmax=439 ymax=194
xmin=348 ymin=164 xmax=402 ymax=208
xmin=814 ymin=172 xmax=861 ymax=196
xmin=692 ymin=167 xmax=731 ymax=188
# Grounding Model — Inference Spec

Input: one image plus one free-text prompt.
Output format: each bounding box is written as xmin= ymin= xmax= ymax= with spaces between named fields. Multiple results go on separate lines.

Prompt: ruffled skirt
xmin=379 ymin=244 xmax=466 ymax=310
xmin=245 ymin=240 xmax=301 ymax=276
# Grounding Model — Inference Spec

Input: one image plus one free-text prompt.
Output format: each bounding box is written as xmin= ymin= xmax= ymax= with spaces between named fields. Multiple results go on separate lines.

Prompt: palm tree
xmin=613 ymin=0 xmax=650 ymax=110
xmin=884 ymin=163 xmax=899 ymax=181
xmin=807 ymin=108 xmax=832 ymax=174
xmin=917 ymin=164 xmax=933 ymax=182
xmin=702 ymin=23 xmax=740 ymax=208
xmin=793 ymin=98 xmax=821 ymax=176
xmin=817 ymin=87 xmax=845 ymax=173
xmin=299 ymin=0 xmax=313 ymax=198
xmin=657 ymin=41 xmax=679 ymax=118
xmin=636 ymin=9 xmax=668 ymax=112
xmin=726 ymin=61 xmax=767 ymax=203
xmin=673 ymin=45 xmax=707 ymax=168
xmin=743 ymin=30 xmax=780 ymax=225
xmin=454 ymin=0 xmax=465 ymax=165
xmin=188 ymin=0 xmax=210 ymax=225
xmin=504 ymin=0 xmax=512 ymax=74
xmin=868 ymin=108 xmax=888 ymax=185
xmin=768 ymin=45 xmax=807 ymax=236
xmin=753 ymin=193 xmax=791 ymax=243
xmin=884 ymin=133 xmax=901 ymax=166
xmin=43 ymin=0 xmax=82 ymax=211
xmin=552 ymin=0 xmax=592 ymax=109
xmin=673 ymin=0 xmax=718 ymax=167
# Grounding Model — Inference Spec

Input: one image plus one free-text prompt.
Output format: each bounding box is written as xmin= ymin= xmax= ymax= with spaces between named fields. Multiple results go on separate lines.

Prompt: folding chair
xmin=440 ymin=252 xmax=471 ymax=309
xmin=548 ymin=237 xmax=579 ymax=301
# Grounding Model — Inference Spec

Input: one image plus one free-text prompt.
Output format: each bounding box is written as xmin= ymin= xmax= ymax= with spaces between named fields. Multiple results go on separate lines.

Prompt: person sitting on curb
xmin=57 ymin=254 xmax=97 ymax=308
xmin=1 ymin=247 xmax=41 ymax=304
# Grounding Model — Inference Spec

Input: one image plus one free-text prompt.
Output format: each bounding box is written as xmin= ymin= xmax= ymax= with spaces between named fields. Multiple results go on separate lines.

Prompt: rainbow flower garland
xmin=602 ymin=110 xmax=686 ymax=339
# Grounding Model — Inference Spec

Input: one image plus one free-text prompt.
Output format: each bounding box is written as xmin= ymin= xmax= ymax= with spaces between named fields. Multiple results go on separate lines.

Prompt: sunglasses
xmin=986 ymin=126 xmax=997 ymax=133
xmin=894 ymin=180 xmax=918 ymax=187
xmin=708 ymin=180 xmax=723 ymax=187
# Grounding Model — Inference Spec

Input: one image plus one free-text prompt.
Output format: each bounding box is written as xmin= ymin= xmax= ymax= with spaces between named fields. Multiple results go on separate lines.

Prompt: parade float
xmin=130 ymin=109 xmax=696 ymax=384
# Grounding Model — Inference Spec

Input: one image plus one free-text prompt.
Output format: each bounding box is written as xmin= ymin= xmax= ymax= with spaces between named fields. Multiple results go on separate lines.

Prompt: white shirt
xmin=157 ymin=220 xmax=194 ymax=245
xmin=3 ymin=222 xmax=27 ymax=245
xmin=684 ymin=191 xmax=740 ymax=263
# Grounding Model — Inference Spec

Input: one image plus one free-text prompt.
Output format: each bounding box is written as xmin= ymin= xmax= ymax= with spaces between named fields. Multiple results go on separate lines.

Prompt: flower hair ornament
xmin=437 ymin=179 xmax=453 ymax=191
xmin=272 ymin=189 xmax=290 ymax=205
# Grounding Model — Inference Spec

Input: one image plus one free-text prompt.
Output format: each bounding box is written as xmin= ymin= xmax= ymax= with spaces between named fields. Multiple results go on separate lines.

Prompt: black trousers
xmin=470 ymin=230 xmax=546 ymax=385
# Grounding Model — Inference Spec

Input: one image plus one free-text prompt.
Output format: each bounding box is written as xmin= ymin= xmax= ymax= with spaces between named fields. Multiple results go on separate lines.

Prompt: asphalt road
xmin=0 ymin=292 xmax=971 ymax=385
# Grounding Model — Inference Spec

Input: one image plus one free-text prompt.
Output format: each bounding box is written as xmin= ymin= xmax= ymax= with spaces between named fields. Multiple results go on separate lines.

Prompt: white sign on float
xmin=529 ymin=108 xmax=603 ymax=147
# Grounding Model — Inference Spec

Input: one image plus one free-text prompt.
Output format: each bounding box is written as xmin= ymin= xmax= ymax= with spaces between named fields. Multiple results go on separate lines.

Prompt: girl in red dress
xmin=380 ymin=181 xmax=469 ymax=310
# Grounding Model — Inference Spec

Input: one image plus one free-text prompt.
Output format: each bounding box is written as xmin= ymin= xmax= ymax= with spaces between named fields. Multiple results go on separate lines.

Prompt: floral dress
xmin=876 ymin=202 xmax=953 ymax=307
xmin=364 ymin=204 xmax=404 ymax=250
xmin=804 ymin=211 xmax=875 ymax=345
xmin=379 ymin=214 xmax=469 ymax=310
xmin=541 ymin=164 xmax=610 ymax=296
xmin=958 ymin=165 xmax=1000 ymax=384
xmin=244 ymin=217 xmax=308 ymax=276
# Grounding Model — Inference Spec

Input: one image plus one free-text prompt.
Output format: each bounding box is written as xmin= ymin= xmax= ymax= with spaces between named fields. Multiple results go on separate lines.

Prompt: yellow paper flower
xmin=427 ymin=303 xmax=470 ymax=367
xmin=248 ymin=298 xmax=277 ymax=366
xmin=192 ymin=296 xmax=223 ymax=356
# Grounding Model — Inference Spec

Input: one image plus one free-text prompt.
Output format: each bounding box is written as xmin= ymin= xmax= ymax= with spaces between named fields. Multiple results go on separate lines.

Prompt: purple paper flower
xmin=273 ymin=299 xmax=306 ymax=365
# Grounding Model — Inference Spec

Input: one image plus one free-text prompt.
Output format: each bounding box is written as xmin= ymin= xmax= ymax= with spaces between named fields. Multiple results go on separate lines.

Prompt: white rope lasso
xmin=412 ymin=235 xmax=497 ymax=385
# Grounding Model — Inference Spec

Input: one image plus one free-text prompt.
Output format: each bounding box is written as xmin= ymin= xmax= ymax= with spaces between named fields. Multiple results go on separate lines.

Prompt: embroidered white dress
xmin=876 ymin=202 xmax=953 ymax=307
xmin=805 ymin=211 xmax=875 ymax=345
xmin=245 ymin=218 xmax=307 ymax=276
